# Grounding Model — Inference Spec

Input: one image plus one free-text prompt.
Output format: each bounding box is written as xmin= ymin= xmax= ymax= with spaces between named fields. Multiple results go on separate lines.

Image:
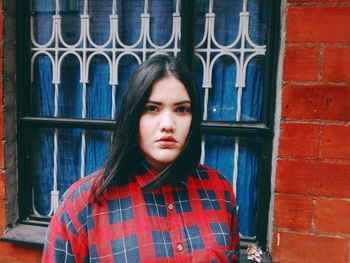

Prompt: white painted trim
xmin=267 ymin=0 xmax=288 ymax=252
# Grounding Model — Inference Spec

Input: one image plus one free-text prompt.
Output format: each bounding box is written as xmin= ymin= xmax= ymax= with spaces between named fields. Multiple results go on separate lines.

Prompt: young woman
xmin=42 ymin=54 xmax=240 ymax=262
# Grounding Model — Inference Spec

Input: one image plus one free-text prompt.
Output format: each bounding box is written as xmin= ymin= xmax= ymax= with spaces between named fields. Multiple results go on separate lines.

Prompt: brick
xmin=0 ymin=110 xmax=3 ymax=140
xmin=0 ymin=202 xmax=6 ymax=230
xmin=276 ymin=159 xmax=350 ymax=197
xmin=279 ymin=123 xmax=319 ymax=158
xmin=321 ymin=125 xmax=350 ymax=160
xmin=315 ymin=199 xmax=350 ymax=234
xmin=274 ymin=194 xmax=313 ymax=230
xmin=0 ymin=141 xmax=4 ymax=169
xmin=283 ymin=45 xmax=319 ymax=81
xmin=282 ymin=85 xmax=350 ymax=120
xmin=0 ymin=46 xmax=2 ymax=76
xmin=287 ymin=7 xmax=350 ymax=43
xmin=272 ymin=232 xmax=348 ymax=263
xmin=0 ymin=172 xmax=5 ymax=200
xmin=0 ymin=242 xmax=42 ymax=263
xmin=0 ymin=81 xmax=2 ymax=103
xmin=323 ymin=47 xmax=350 ymax=82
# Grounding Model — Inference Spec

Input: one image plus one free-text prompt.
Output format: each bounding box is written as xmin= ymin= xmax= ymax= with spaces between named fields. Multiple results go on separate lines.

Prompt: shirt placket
xmin=161 ymin=185 xmax=187 ymax=263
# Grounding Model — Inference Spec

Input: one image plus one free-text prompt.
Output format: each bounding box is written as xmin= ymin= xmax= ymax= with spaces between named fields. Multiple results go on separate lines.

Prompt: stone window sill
xmin=1 ymin=224 xmax=46 ymax=248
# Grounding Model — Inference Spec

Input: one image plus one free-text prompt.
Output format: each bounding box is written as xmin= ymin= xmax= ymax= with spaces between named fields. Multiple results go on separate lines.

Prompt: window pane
xmin=31 ymin=128 xmax=54 ymax=216
xmin=213 ymin=1 xmax=241 ymax=46
xmin=31 ymin=0 xmax=54 ymax=45
xmin=30 ymin=128 xmax=112 ymax=216
xmin=60 ymin=3 xmax=81 ymax=45
xmin=148 ymin=0 xmax=176 ymax=46
xmin=115 ymin=55 xmax=140 ymax=115
xmin=243 ymin=56 xmax=265 ymax=121
xmin=247 ymin=0 xmax=269 ymax=44
xmin=204 ymin=135 xmax=263 ymax=238
xmin=209 ymin=56 xmax=238 ymax=120
xmin=86 ymin=56 xmax=112 ymax=119
xmin=58 ymin=55 xmax=83 ymax=118
xmin=57 ymin=129 xmax=83 ymax=195
xmin=118 ymin=0 xmax=143 ymax=46
xmin=32 ymin=55 xmax=54 ymax=116
xmin=85 ymin=130 xmax=111 ymax=176
xmin=194 ymin=0 xmax=269 ymax=122
xmin=89 ymin=0 xmax=113 ymax=46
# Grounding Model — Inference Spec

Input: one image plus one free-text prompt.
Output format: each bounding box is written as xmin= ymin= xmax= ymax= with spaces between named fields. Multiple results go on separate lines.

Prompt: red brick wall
xmin=272 ymin=1 xmax=350 ymax=262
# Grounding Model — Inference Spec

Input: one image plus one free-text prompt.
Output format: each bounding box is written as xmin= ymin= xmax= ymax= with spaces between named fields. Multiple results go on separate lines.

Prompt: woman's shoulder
xmin=194 ymin=164 xmax=236 ymax=205
xmin=59 ymin=170 xmax=102 ymax=207
xmin=196 ymin=163 xmax=227 ymax=178
xmin=194 ymin=164 xmax=232 ymax=187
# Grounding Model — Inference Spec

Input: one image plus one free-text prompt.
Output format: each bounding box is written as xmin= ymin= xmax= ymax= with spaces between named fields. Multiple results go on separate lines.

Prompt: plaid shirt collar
xmin=134 ymin=161 xmax=188 ymax=188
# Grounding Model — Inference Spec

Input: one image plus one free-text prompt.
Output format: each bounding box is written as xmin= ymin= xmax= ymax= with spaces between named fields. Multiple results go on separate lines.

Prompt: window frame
xmin=9 ymin=0 xmax=281 ymax=251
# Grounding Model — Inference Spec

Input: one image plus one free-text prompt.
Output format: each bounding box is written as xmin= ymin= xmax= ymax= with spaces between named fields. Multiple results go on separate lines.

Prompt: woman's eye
xmin=176 ymin=106 xmax=191 ymax=113
xmin=145 ymin=105 xmax=158 ymax=112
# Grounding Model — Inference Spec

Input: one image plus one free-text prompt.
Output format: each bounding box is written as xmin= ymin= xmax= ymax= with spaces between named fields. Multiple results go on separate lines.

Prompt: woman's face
xmin=138 ymin=76 xmax=192 ymax=171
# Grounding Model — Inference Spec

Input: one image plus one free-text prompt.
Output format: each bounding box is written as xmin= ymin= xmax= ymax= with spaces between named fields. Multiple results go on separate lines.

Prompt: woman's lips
xmin=157 ymin=136 xmax=177 ymax=147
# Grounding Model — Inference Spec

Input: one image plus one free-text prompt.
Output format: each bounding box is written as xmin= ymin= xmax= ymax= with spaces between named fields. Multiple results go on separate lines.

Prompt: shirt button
xmin=168 ymin=203 xmax=174 ymax=210
xmin=177 ymin=244 xmax=183 ymax=252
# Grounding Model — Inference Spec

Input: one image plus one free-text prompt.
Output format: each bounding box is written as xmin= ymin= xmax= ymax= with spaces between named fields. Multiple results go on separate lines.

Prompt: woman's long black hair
xmin=93 ymin=54 xmax=202 ymax=199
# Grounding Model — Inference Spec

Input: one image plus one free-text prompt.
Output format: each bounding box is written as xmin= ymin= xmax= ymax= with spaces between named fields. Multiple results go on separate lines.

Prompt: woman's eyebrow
xmin=146 ymin=100 xmax=191 ymax=106
xmin=146 ymin=100 xmax=162 ymax=105
xmin=174 ymin=100 xmax=191 ymax=106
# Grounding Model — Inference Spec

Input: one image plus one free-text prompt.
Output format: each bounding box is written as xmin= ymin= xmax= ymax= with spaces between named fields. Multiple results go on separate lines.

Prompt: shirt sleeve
xmin=42 ymin=198 xmax=88 ymax=263
xmin=230 ymin=203 xmax=240 ymax=262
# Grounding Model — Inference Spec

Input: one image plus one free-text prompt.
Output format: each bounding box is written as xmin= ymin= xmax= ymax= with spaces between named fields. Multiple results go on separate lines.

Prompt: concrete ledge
xmin=0 ymin=224 xmax=46 ymax=247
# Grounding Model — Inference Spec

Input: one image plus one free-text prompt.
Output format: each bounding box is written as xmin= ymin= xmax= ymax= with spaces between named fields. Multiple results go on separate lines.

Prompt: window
xmin=12 ymin=0 xmax=280 ymax=249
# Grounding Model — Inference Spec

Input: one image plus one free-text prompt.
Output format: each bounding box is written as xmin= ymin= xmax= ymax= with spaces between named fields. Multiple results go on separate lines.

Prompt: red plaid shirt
xmin=42 ymin=163 xmax=239 ymax=262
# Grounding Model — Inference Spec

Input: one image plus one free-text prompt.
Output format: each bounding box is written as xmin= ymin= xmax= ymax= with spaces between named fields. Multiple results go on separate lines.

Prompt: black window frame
xmin=11 ymin=0 xmax=281 ymax=251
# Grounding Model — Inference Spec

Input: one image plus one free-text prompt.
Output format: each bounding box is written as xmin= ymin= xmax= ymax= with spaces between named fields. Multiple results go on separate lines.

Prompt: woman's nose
xmin=159 ymin=111 xmax=175 ymax=131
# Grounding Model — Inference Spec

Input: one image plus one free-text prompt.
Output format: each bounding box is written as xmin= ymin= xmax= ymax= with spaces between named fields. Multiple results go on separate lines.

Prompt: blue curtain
xmin=31 ymin=129 xmax=54 ymax=215
xmin=31 ymin=0 xmax=268 ymax=237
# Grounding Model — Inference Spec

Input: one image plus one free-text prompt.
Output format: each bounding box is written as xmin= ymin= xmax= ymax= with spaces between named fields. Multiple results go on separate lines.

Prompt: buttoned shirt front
xmin=42 ymin=163 xmax=240 ymax=262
